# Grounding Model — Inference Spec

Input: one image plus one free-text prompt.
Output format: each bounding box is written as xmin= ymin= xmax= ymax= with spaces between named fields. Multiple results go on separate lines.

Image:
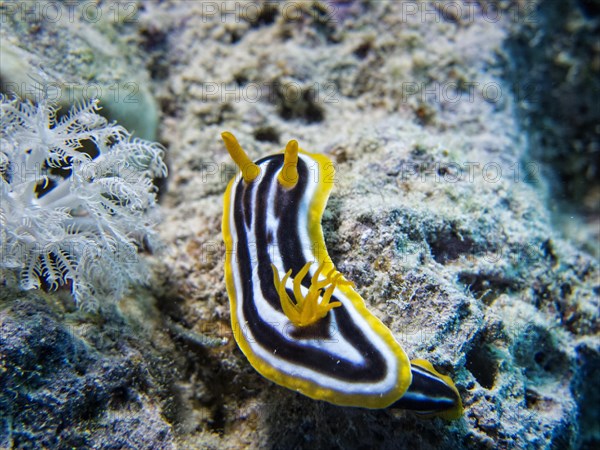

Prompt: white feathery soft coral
xmin=0 ymin=95 xmax=167 ymax=309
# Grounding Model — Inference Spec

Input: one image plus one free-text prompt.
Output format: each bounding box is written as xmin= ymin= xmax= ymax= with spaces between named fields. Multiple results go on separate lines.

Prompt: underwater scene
xmin=0 ymin=1 xmax=598 ymax=449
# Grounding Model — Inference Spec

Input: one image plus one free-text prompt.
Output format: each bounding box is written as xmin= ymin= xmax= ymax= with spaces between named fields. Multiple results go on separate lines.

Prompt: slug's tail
xmin=390 ymin=359 xmax=463 ymax=420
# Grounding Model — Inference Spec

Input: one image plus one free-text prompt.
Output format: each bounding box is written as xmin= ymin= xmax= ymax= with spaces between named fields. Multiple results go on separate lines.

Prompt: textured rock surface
xmin=0 ymin=287 xmax=177 ymax=449
xmin=505 ymin=0 xmax=600 ymax=215
xmin=1 ymin=1 xmax=598 ymax=449
xmin=504 ymin=0 xmax=600 ymax=255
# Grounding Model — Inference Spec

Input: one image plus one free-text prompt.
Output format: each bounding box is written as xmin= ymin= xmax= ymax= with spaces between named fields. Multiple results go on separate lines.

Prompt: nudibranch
xmin=221 ymin=131 xmax=462 ymax=418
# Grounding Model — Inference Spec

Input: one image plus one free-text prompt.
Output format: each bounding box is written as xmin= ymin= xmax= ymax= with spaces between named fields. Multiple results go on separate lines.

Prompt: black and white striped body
xmin=221 ymin=134 xmax=462 ymax=417
xmin=393 ymin=361 xmax=463 ymax=418
xmin=224 ymin=153 xmax=411 ymax=408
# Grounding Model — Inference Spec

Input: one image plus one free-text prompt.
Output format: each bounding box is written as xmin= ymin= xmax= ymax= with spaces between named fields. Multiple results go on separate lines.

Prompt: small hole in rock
xmin=248 ymin=3 xmax=279 ymax=28
xmin=253 ymin=126 xmax=280 ymax=143
xmin=465 ymin=342 xmax=498 ymax=389
xmin=275 ymin=86 xmax=325 ymax=123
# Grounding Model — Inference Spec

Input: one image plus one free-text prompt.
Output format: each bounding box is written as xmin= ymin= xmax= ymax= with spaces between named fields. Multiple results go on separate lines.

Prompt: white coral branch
xmin=0 ymin=95 xmax=167 ymax=308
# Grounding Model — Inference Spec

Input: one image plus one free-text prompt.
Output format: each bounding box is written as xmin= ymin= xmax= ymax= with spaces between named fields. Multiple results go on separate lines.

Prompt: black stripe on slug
xmin=390 ymin=365 xmax=461 ymax=413
xmin=232 ymin=155 xmax=390 ymax=383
